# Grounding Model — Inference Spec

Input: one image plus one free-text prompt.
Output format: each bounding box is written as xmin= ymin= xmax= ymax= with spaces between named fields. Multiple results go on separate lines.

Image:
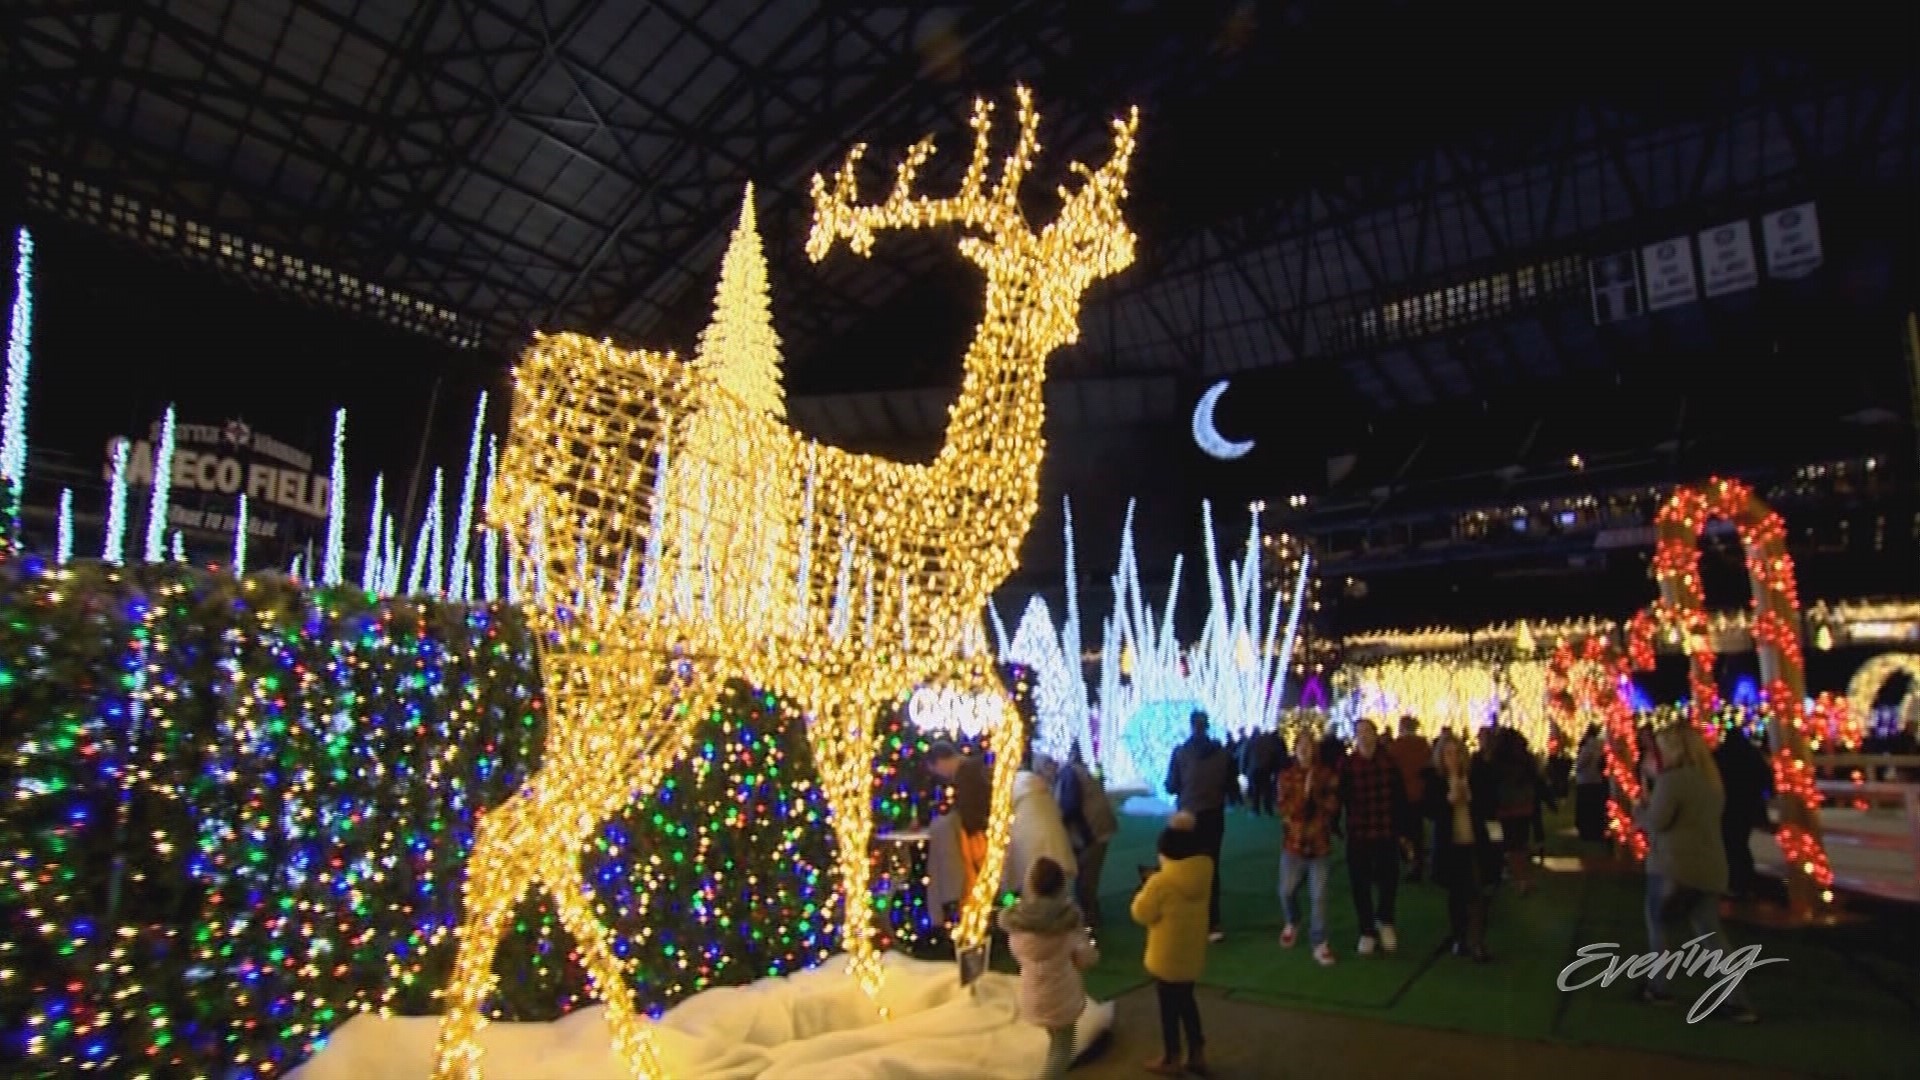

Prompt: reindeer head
xmin=807 ymin=88 xmax=1138 ymax=341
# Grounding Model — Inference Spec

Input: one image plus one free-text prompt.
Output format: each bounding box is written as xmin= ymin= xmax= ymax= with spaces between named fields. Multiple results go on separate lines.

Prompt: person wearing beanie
xmin=1131 ymin=812 xmax=1213 ymax=1075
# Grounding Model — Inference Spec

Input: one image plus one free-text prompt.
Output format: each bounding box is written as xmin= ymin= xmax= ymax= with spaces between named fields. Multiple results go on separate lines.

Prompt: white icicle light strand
xmin=324 ymin=408 xmax=347 ymax=585
xmin=449 ymin=392 xmax=488 ymax=601
xmin=233 ymin=493 xmax=249 ymax=575
xmin=2 ymin=228 xmax=34 ymax=503
xmin=55 ymin=487 xmax=71 ymax=565
xmin=103 ymin=439 xmax=130 ymax=566
xmin=363 ymin=474 xmax=385 ymax=592
xmin=143 ymin=406 xmax=177 ymax=564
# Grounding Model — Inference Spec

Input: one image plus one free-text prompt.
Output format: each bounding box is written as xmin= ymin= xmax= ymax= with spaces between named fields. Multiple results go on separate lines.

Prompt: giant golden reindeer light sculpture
xmin=433 ymin=89 xmax=1138 ymax=1080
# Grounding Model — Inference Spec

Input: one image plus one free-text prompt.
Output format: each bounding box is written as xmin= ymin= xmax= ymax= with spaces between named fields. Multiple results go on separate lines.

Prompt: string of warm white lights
xmin=1346 ymin=599 xmax=1920 ymax=660
xmin=434 ymin=89 xmax=1139 ymax=1080
xmin=1844 ymin=652 xmax=1920 ymax=744
xmin=1333 ymin=655 xmax=1557 ymax=745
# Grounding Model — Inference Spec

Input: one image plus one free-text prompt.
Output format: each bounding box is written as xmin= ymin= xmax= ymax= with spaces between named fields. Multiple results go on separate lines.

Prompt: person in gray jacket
xmin=1634 ymin=724 xmax=1760 ymax=1022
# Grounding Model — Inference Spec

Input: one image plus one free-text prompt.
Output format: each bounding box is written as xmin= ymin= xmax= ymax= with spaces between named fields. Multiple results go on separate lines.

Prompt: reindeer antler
xmin=806 ymin=87 xmax=1047 ymax=262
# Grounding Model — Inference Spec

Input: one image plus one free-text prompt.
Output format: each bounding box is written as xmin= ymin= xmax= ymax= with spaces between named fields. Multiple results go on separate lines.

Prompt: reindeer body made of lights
xmin=432 ymin=91 xmax=1139 ymax=1079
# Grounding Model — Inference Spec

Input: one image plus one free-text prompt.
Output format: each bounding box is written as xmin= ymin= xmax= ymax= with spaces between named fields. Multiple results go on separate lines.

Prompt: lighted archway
xmin=1545 ymin=479 xmax=1831 ymax=917
xmin=1640 ymin=478 xmax=1830 ymax=916
xmin=1846 ymin=652 xmax=1920 ymax=743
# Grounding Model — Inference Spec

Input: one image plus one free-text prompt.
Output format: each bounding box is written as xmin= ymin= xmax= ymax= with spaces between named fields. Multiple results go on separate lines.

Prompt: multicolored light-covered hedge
xmin=0 ymin=551 xmax=1032 ymax=1076
xmin=0 ymin=558 xmax=848 ymax=1077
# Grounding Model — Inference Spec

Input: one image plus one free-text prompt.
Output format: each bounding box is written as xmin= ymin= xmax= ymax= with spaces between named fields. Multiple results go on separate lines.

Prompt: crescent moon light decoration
xmin=1192 ymin=379 xmax=1255 ymax=460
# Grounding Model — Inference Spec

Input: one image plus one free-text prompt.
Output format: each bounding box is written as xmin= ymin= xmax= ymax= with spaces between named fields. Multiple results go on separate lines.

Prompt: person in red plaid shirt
xmin=1277 ymin=727 xmax=1341 ymax=965
xmin=1339 ymin=718 xmax=1410 ymax=955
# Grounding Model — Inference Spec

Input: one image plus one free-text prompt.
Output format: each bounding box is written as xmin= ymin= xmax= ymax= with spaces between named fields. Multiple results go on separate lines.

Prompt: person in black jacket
xmin=1713 ymin=726 xmax=1772 ymax=898
xmin=1423 ymin=733 xmax=1495 ymax=961
xmin=1055 ymin=743 xmax=1119 ymax=924
xmin=1468 ymin=727 xmax=1505 ymax=887
xmin=1166 ymin=711 xmax=1235 ymax=939
xmin=1245 ymin=729 xmax=1284 ymax=817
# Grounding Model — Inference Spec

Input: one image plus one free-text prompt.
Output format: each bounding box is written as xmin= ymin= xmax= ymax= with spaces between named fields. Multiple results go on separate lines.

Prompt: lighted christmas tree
xmin=667 ymin=182 xmax=793 ymax=608
xmin=695 ymin=183 xmax=785 ymax=418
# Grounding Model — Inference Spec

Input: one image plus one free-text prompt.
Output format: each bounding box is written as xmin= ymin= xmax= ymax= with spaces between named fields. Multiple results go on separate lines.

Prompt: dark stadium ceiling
xmin=4 ymin=1 xmax=1915 ymax=444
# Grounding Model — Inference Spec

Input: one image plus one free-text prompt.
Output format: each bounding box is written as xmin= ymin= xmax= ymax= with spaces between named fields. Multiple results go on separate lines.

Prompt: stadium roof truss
xmin=5 ymin=2 xmax=1914 ymax=446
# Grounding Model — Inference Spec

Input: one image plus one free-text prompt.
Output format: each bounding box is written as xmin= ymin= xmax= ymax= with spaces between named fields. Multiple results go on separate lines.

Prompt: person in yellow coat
xmin=1131 ymin=811 xmax=1213 ymax=1076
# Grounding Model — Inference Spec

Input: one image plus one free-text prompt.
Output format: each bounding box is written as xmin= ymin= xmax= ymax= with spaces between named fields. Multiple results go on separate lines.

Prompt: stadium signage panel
xmin=103 ymin=419 xmax=331 ymax=521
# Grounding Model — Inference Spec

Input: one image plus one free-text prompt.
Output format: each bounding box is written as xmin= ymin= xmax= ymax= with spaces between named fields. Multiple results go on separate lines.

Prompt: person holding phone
xmin=1132 ymin=813 xmax=1213 ymax=1076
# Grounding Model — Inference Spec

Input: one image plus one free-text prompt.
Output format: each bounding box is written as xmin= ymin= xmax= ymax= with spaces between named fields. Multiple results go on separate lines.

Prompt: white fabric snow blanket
xmin=293 ymin=952 xmax=1113 ymax=1079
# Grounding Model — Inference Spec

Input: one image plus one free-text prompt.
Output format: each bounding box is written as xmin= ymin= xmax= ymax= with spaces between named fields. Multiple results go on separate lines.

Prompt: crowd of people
xmin=924 ymin=708 xmax=1769 ymax=1078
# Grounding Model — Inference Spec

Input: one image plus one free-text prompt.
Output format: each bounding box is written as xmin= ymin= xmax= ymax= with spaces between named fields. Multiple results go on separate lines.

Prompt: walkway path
xmin=1061 ymin=806 xmax=1914 ymax=1079
xmin=1071 ymin=983 xmax=1801 ymax=1080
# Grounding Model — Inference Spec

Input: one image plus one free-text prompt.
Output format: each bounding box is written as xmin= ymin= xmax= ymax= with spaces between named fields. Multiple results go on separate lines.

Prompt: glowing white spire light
xmin=1265 ymin=549 xmax=1313 ymax=728
xmin=103 ymin=439 xmax=130 ymax=565
xmin=638 ymin=442 xmax=669 ymax=614
xmin=482 ymin=433 xmax=497 ymax=513
xmin=55 ymin=488 xmax=71 ymax=565
xmin=1008 ymin=596 xmax=1080 ymax=762
xmin=362 ymin=473 xmax=385 ymax=592
xmin=404 ymin=470 xmax=442 ymax=597
xmin=482 ymin=528 xmax=500 ymax=604
xmin=503 ymin=527 xmax=522 ymax=604
xmin=449 ymin=392 xmax=488 ymax=601
xmin=232 ymin=493 xmax=249 ymax=575
xmin=1090 ymin=501 xmax=1314 ymax=788
xmin=171 ymin=530 xmax=185 ymax=563
xmin=1 ymin=228 xmax=34 ymax=533
xmin=1061 ymin=495 xmax=1090 ymax=763
xmin=143 ymin=406 xmax=177 ymax=564
xmin=381 ymin=514 xmax=400 ymax=595
xmin=530 ymin=506 xmax=549 ymax=604
xmin=323 ymin=408 xmax=347 ymax=585
xmin=424 ymin=469 xmax=446 ymax=597
xmin=987 ymin=600 xmax=1010 ymax=656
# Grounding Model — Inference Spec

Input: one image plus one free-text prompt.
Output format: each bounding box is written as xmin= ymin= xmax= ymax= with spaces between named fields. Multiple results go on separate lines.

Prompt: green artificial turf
xmin=1065 ymin=804 xmax=1917 ymax=1079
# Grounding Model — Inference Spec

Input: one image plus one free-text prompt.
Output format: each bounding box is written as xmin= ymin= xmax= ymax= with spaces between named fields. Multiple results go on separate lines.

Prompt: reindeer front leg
xmin=434 ymin=797 xmax=534 ymax=1080
xmin=812 ymin=695 xmax=889 ymax=1004
xmin=952 ymin=657 xmax=1026 ymax=953
xmin=541 ymin=842 xmax=665 ymax=1079
xmin=537 ymin=673 xmax=725 ymax=1080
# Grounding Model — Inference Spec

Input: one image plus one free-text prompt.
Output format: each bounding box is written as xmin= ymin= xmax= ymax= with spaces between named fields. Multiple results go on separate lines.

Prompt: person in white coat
xmin=1003 ymin=766 xmax=1079 ymax=897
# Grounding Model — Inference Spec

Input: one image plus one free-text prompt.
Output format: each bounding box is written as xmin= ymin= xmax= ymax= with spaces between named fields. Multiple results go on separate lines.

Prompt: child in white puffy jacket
xmin=997 ymin=856 xmax=1098 ymax=1079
